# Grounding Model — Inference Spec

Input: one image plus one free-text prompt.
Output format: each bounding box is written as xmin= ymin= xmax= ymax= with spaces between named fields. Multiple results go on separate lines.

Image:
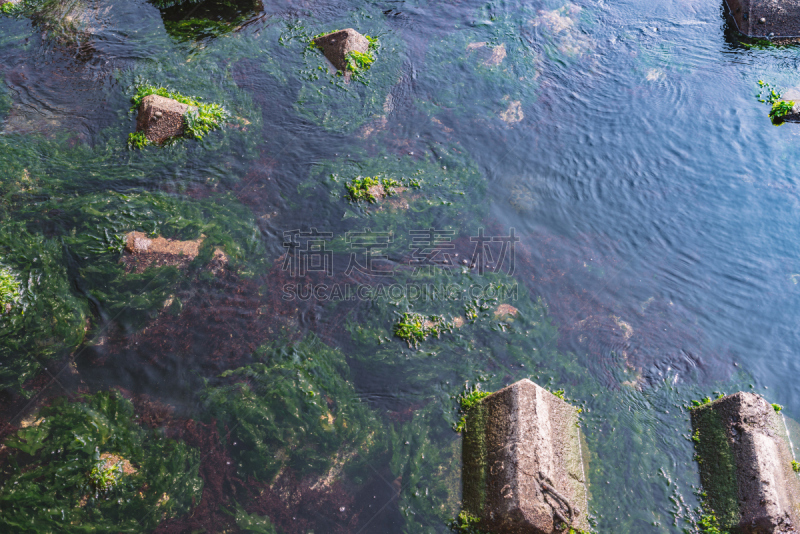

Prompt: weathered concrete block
xmin=462 ymin=379 xmax=590 ymax=533
xmin=691 ymin=392 xmax=800 ymax=533
xmin=725 ymin=0 xmax=800 ymax=41
xmin=135 ymin=94 xmax=194 ymax=145
xmin=313 ymin=28 xmax=369 ymax=72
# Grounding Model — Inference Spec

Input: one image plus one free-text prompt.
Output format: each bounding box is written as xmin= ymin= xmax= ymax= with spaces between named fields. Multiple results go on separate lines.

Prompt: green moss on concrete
xmin=690 ymin=403 xmax=740 ymax=530
xmin=461 ymin=397 xmax=489 ymax=519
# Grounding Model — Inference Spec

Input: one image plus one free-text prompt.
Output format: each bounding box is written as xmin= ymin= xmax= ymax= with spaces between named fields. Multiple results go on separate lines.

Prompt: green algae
xmin=460 ymin=394 xmax=489 ymax=522
xmin=127 ymin=131 xmax=150 ymax=150
xmin=449 ymin=510 xmax=486 ymax=533
xmin=300 ymin=149 xmax=486 ymax=254
xmin=0 ymin=261 xmax=20 ymax=308
xmin=389 ymin=401 xmax=463 ymax=534
xmin=151 ymin=0 xmax=262 ymax=42
xmin=264 ymin=13 xmax=404 ymax=133
xmin=231 ymin=502 xmax=278 ymax=533
xmin=345 ymin=175 xmax=402 ymax=203
xmin=415 ymin=4 xmax=540 ymax=123
xmin=35 ymin=190 xmax=265 ymax=330
xmin=202 ymin=335 xmax=385 ymax=483
xmin=757 ymin=80 xmax=795 ymax=123
xmin=453 ymin=385 xmax=492 ymax=433
xmin=689 ymin=403 xmax=742 ymax=531
xmin=0 ymin=391 xmax=203 ymax=532
xmin=0 ymin=222 xmax=89 ymax=392
xmin=394 ymin=312 xmax=454 ymax=348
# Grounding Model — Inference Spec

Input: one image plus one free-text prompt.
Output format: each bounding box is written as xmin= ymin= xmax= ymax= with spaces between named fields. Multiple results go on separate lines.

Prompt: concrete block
xmin=725 ymin=0 xmax=800 ymax=41
xmin=691 ymin=392 xmax=800 ymax=533
xmin=135 ymin=94 xmax=194 ymax=145
xmin=462 ymin=379 xmax=590 ymax=533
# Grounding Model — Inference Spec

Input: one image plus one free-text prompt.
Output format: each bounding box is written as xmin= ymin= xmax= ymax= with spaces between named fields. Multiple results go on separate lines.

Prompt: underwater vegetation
xmin=255 ymin=12 xmax=405 ymax=133
xmin=201 ymin=335 xmax=385 ymax=483
xmin=0 ymin=262 xmax=20 ymax=309
xmin=0 ymin=187 xmax=266 ymax=391
xmin=47 ymin=190 xmax=266 ymax=329
xmin=345 ymin=175 xmax=404 ymax=203
xmin=298 ymin=148 xmax=486 ymax=254
xmin=0 ymin=391 xmax=203 ymax=532
xmin=393 ymin=311 xmax=454 ymax=348
xmin=0 ymin=221 xmax=89 ymax=392
xmin=150 ymin=0 xmax=263 ymax=42
xmin=757 ymin=80 xmax=795 ymax=123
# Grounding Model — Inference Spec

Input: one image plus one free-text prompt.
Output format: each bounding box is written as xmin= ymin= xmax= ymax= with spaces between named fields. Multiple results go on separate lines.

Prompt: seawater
xmin=0 ymin=0 xmax=799 ymax=532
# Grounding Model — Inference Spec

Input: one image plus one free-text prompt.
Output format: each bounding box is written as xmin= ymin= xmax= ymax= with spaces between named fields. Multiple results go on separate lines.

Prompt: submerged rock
xmin=726 ymin=0 xmax=800 ymax=42
xmin=462 ymin=379 xmax=590 ymax=533
xmin=152 ymin=0 xmax=263 ymax=41
xmin=691 ymin=392 xmax=800 ymax=532
xmin=135 ymin=94 xmax=194 ymax=145
xmin=122 ymin=231 xmax=204 ymax=273
xmin=313 ymin=29 xmax=370 ymax=72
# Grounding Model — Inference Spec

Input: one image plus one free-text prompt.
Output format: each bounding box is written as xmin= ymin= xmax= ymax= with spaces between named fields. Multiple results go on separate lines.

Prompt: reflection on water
xmin=1 ymin=0 xmax=800 ymax=531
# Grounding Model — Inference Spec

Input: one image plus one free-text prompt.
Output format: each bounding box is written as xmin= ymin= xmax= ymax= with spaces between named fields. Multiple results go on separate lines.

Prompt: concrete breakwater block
xmin=691 ymin=392 xmax=800 ymax=532
xmin=725 ymin=0 xmax=800 ymax=41
xmin=135 ymin=94 xmax=194 ymax=145
xmin=313 ymin=28 xmax=369 ymax=72
xmin=462 ymin=379 xmax=590 ymax=533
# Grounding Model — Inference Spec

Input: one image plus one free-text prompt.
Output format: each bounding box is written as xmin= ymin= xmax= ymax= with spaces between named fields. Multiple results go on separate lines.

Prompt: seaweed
xmin=27 ymin=190 xmax=267 ymax=334
xmin=151 ymin=0 xmax=263 ymax=42
xmin=393 ymin=312 xmax=454 ymax=348
xmin=266 ymin=13 xmax=405 ymax=133
xmin=757 ymin=80 xmax=795 ymax=123
xmin=201 ymin=335 xmax=386 ymax=483
xmin=389 ymin=401 xmax=463 ymax=534
xmin=415 ymin=4 xmax=541 ymax=123
xmin=0 ymin=391 xmax=203 ymax=532
xmin=298 ymin=149 xmax=486 ymax=255
xmin=0 ymin=222 xmax=89 ymax=392
xmin=345 ymin=175 xmax=402 ymax=203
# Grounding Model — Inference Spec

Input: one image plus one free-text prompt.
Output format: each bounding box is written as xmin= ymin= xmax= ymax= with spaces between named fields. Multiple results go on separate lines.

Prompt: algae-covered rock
xmin=462 ymin=379 xmax=590 ymax=533
xmin=201 ymin=336 xmax=385 ymax=483
xmin=130 ymin=86 xmax=228 ymax=147
xmin=0 ymin=391 xmax=203 ymax=532
xmin=47 ymin=190 xmax=265 ymax=332
xmin=151 ymin=0 xmax=262 ymax=42
xmin=300 ymin=150 xmax=486 ymax=254
xmin=263 ymin=15 xmax=403 ymax=133
xmin=135 ymin=94 xmax=194 ymax=145
xmin=690 ymin=392 xmax=800 ymax=532
xmin=313 ymin=28 xmax=370 ymax=73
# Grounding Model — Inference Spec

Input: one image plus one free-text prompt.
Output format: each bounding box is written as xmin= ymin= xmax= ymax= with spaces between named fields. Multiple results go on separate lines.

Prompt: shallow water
xmin=1 ymin=0 xmax=800 ymax=531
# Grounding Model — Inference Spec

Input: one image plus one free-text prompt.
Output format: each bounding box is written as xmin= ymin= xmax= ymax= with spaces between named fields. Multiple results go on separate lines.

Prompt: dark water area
xmin=2 ymin=0 xmax=800 ymax=531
